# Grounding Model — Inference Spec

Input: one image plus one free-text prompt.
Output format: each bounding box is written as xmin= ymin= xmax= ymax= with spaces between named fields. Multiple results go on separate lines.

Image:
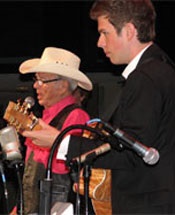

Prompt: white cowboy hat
xmin=19 ymin=47 xmax=93 ymax=91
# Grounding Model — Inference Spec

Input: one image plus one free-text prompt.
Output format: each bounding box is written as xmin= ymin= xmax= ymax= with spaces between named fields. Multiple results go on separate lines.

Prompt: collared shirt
xmin=122 ymin=44 xmax=152 ymax=79
xmin=25 ymin=95 xmax=90 ymax=174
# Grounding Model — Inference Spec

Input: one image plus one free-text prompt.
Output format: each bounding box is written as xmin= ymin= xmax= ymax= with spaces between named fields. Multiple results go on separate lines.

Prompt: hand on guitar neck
xmin=3 ymin=99 xmax=59 ymax=148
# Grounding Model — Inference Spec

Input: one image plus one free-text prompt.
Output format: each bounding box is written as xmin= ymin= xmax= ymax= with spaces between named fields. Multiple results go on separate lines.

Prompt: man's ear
xmin=58 ymin=79 xmax=70 ymax=94
xmin=124 ymin=22 xmax=136 ymax=41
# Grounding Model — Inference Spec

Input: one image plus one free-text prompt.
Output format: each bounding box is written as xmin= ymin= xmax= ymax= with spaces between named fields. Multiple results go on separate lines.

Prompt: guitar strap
xmin=49 ymin=103 xmax=81 ymax=129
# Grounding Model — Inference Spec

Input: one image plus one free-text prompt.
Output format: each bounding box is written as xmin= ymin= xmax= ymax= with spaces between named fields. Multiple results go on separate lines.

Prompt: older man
xmin=18 ymin=47 xmax=92 ymax=214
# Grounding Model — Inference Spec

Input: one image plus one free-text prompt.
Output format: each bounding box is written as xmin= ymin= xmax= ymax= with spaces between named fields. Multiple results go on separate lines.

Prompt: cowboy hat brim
xmin=19 ymin=58 xmax=93 ymax=91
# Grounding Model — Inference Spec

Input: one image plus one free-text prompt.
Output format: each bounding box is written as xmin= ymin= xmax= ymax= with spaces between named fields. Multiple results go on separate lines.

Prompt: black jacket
xmin=66 ymin=44 xmax=175 ymax=214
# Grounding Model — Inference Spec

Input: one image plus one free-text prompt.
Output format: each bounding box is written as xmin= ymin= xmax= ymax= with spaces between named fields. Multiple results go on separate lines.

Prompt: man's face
xmin=97 ymin=15 xmax=131 ymax=65
xmin=33 ymin=72 xmax=64 ymax=109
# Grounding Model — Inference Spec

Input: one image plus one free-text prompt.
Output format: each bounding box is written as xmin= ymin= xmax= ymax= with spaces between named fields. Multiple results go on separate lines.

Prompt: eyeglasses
xmin=33 ymin=77 xmax=62 ymax=86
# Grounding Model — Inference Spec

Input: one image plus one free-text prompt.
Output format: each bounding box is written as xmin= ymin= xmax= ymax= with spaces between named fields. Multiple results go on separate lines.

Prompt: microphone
xmin=0 ymin=126 xmax=22 ymax=161
xmin=72 ymin=143 xmax=111 ymax=164
xmin=24 ymin=96 xmax=35 ymax=109
xmin=114 ymin=128 xmax=159 ymax=165
xmin=87 ymin=119 xmax=159 ymax=165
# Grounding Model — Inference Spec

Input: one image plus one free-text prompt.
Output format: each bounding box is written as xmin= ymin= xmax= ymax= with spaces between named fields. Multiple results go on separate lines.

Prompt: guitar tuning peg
xmin=19 ymin=103 xmax=28 ymax=114
xmin=20 ymin=98 xmax=33 ymax=115
xmin=14 ymin=102 xmax=20 ymax=111
xmin=16 ymin=124 xmax=22 ymax=133
xmin=17 ymin=98 xmax=22 ymax=105
xmin=9 ymin=116 xmax=15 ymax=124
xmin=22 ymin=108 xmax=29 ymax=115
xmin=14 ymin=120 xmax=22 ymax=133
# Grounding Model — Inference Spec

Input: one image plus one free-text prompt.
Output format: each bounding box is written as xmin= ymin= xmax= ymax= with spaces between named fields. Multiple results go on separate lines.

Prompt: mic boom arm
xmin=87 ymin=118 xmax=160 ymax=165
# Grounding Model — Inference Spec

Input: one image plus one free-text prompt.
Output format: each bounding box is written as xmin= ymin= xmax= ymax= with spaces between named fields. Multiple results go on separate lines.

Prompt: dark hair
xmin=73 ymin=86 xmax=90 ymax=107
xmin=90 ymin=0 xmax=156 ymax=42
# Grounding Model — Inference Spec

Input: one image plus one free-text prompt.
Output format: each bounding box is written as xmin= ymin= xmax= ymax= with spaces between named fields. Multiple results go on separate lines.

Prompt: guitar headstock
xmin=3 ymin=99 xmax=42 ymax=133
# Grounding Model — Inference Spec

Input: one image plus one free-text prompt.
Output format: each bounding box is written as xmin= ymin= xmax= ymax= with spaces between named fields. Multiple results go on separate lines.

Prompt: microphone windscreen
xmin=24 ymin=96 xmax=35 ymax=108
xmin=0 ymin=126 xmax=22 ymax=160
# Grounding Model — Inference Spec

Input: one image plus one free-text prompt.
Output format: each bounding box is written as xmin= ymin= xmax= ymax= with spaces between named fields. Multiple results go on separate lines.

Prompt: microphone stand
xmin=83 ymin=163 xmax=91 ymax=215
xmin=82 ymin=152 xmax=98 ymax=215
xmin=0 ymin=160 xmax=10 ymax=215
xmin=8 ymin=160 xmax=24 ymax=215
xmin=13 ymin=161 xmax=24 ymax=215
xmin=68 ymin=159 xmax=81 ymax=215
xmin=0 ymin=159 xmax=24 ymax=215
xmin=39 ymin=124 xmax=104 ymax=215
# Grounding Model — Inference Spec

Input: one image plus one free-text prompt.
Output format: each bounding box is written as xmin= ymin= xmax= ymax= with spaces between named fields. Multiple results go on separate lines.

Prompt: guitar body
xmin=92 ymin=199 xmax=112 ymax=215
xmin=91 ymin=168 xmax=112 ymax=215
xmin=73 ymin=168 xmax=112 ymax=215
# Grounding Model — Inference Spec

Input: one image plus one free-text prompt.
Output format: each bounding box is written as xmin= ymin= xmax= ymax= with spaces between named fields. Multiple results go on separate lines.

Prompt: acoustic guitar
xmin=3 ymin=99 xmax=112 ymax=215
xmin=3 ymin=99 xmax=42 ymax=133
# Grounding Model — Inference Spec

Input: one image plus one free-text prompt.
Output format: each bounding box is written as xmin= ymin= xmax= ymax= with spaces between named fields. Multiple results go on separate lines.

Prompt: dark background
xmin=0 ymin=0 xmax=175 ymax=118
xmin=0 ymin=0 xmax=175 ymax=74
xmin=0 ymin=1 xmax=175 ymax=213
